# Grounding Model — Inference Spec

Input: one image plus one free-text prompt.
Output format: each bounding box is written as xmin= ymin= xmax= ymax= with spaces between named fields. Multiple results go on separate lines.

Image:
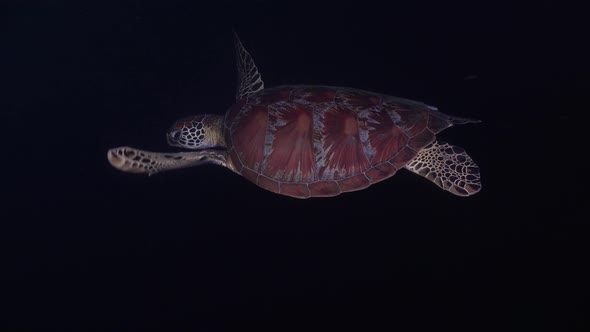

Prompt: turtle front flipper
xmin=234 ymin=32 xmax=264 ymax=100
xmin=107 ymin=146 xmax=232 ymax=176
xmin=405 ymin=141 xmax=481 ymax=196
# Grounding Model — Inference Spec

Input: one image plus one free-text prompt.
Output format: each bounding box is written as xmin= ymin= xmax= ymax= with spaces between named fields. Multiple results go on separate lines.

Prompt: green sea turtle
xmin=107 ymin=33 xmax=481 ymax=198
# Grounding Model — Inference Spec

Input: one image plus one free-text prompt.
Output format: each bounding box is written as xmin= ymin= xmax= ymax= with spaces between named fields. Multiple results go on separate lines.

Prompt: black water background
xmin=1 ymin=1 xmax=587 ymax=331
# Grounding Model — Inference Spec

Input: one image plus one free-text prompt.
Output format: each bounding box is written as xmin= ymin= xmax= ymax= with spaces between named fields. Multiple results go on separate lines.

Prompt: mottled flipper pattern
xmin=107 ymin=146 xmax=230 ymax=176
xmin=405 ymin=141 xmax=481 ymax=196
xmin=234 ymin=32 xmax=264 ymax=100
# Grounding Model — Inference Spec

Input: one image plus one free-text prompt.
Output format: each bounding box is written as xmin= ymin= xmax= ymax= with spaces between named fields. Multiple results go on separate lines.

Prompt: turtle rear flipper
xmin=405 ymin=141 xmax=481 ymax=196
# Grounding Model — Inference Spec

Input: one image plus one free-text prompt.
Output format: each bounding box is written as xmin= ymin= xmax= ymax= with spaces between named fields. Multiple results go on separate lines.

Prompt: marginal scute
xmin=280 ymin=183 xmax=310 ymax=198
xmin=257 ymin=176 xmax=279 ymax=194
xmin=292 ymin=87 xmax=336 ymax=104
xmin=427 ymin=113 xmax=452 ymax=133
xmin=335 ymin=89 xmax=382 ymax=110
xmin=241 ymin=167 xmax=259 ymax=184
xmin=337 ymin=174 xmax=371 ymax=192
xmin=365 ymin=163 xmax=398 ymax=183
xmin=228 ymin=148 xmax=243 ymax=172
xmin=249 ymin=88 xmax=291 ymax=105
xmin=224 ymin=99 xmax=247 ymax=129
xmin=309 ymin=181 xmax=341 ymax=197
xmin=390 ymin=146 xmax=417 ymax=169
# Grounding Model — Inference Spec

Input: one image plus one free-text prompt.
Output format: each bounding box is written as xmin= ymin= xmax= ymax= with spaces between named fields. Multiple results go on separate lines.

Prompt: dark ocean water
xmin=1 ymin=1 xmax=586 ymax=331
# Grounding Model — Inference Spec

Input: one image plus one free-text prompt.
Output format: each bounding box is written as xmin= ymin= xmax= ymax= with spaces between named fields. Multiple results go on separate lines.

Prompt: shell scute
xmin=358 ymin=107 xmax=409 ymax=166
xmin=408 ymin=129 xmax=435 ymax=150
xmin=230 ymin=105 xmax=268 ymax=172
xmin=262 ymin=103 xmax=315 ymax=182
xmin=316 ymin=105 xmax=371 ymax=180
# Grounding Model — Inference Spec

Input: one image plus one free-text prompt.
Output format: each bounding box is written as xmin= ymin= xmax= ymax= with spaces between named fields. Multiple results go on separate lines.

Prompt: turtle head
xmin=166 ymin=114 xmax=226 ymax=150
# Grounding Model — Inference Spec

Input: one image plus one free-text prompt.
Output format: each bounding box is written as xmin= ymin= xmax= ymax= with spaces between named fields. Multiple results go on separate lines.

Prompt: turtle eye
xmin=168 ymin=130 xmax=182 ymax=142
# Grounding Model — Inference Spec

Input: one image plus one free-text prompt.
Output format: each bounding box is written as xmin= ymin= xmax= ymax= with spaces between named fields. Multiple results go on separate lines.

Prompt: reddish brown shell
xmin=224 ymin=86 xmax=457 ymax=198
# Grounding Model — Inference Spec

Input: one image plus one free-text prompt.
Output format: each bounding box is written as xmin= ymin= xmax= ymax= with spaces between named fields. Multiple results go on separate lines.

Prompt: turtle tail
xmin=429 ymin=107 xmax=481 ymax=126
xmin=425 ymin=108 xmax=480 ymax=134
xmin=446 ymin=114 xmax=481 ymax=125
